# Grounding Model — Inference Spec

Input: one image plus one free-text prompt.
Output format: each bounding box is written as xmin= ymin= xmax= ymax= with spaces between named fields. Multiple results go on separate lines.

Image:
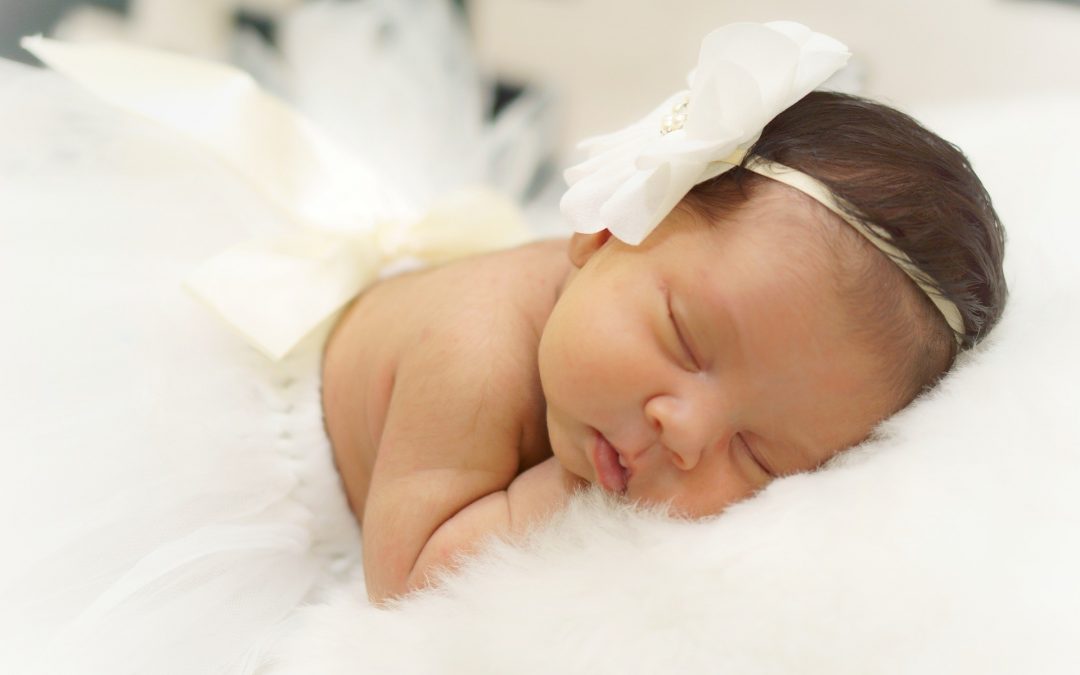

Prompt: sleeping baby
xmin=320 ymin=22 xmax=1007 ymax=603
xmin=4 ymin=17 xmax=1015 ymax=675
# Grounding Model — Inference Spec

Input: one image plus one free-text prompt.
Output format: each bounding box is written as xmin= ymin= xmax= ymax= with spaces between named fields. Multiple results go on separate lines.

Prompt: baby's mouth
xmin=592 ymin=431 xmax=629 ymax=494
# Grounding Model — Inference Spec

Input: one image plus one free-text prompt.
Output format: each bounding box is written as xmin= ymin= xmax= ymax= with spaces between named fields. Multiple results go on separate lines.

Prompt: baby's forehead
xmin=657 ymin=185 xmax=884 ymax=339
xmin=732 ymin=182 xmax=845 ymax=237
xmin=674 ymin=182 xmax=853 ymax=270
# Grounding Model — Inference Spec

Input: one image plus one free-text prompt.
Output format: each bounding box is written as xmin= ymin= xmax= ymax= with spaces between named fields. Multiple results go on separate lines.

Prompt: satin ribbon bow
xmin=23 ymin=36 xmax=530 ymax=360
xmin=560 ymin=21 xmax=851 ymax=245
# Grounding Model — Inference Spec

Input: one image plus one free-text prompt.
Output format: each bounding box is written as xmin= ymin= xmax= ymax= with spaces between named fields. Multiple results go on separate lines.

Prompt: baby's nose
xmin=643 ymin=394 xmax=715 ymax=471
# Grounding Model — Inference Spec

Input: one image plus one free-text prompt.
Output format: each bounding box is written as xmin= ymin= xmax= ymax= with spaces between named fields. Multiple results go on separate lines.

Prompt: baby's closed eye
xmin=735 ymin=433 xmax=774 ymax=478
xmin=664 ymin=287 xmax=700 ymax=372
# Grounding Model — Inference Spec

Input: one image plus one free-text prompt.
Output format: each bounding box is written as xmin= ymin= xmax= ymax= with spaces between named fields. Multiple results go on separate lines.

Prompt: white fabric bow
xmin=560 ymin=21 xmax=851 ymax=245
xmin=23 ymin=36 xmax=530 ymax=361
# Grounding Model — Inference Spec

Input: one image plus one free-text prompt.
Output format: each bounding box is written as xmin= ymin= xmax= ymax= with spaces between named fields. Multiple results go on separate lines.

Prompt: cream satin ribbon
xmin=22 ymin=36 xmax=530 ymax=361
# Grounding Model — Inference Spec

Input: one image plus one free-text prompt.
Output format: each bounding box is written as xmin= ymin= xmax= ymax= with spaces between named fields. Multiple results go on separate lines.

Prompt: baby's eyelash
xmin=667 ymin=298 xmax=700 ymax=371
xmin=737 ymin=434 xmax=774 ymax=477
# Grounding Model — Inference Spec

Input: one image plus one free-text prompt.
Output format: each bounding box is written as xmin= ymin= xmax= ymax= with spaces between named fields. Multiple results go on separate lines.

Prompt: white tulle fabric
xmin=0 ymin=1 xmax=549 ymax=673
xmin=560 ymin=21 xmax=850 ymax=245
xmin=0 ymin=57 xmax=356 ymax=670
xmin=20 ymin=35 xmax=529 ymax=362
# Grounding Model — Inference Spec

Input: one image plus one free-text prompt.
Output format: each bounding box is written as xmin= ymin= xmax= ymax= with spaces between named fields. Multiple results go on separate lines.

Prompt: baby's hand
xmin=408 ymin=457 xmax=586 ymax=592
xmin=367 ymin=456 xmax=584 ymax=605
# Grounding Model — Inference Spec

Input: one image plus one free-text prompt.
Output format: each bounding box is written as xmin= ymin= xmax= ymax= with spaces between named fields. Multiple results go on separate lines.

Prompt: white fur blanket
xmin=260 ymin=95 xmax=1080 ymax=673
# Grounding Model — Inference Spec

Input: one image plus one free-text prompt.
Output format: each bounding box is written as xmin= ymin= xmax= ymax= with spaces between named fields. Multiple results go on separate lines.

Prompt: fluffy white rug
xmin=258 ymin=95 xmax=1080 ymax=674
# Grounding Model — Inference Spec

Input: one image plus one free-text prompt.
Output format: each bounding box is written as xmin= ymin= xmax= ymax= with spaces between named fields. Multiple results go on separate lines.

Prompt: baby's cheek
xmin=552 ymin=423 xmax=596 ymax=481
xmin=538 ymin=325 xmax=591 ymax=395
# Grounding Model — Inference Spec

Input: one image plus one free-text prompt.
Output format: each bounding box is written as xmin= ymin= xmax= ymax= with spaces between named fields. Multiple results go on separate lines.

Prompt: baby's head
xmin=685 ymin=91 xmax=1008 ymax=396
xmin=538 ymin=91 xmax=1007 ymax=517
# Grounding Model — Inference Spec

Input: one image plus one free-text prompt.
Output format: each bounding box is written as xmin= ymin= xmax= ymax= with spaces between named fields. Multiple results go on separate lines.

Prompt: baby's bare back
xmin=321 ymin=238 xmax=576 ymax=600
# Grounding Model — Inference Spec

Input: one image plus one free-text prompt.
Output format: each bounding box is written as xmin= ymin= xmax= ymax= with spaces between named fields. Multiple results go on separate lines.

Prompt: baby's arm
xmin=409 ymin=456 xmax=584 ymax=589
xmin=360 ymin=296 xmax=579 ymax=604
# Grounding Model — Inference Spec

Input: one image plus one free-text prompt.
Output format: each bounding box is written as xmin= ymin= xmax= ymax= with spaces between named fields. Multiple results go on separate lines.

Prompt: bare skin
xmin=322 ymin=183 xmax=905 ymax=604
xmin=322 ymin=238 xmax=583 ymax=603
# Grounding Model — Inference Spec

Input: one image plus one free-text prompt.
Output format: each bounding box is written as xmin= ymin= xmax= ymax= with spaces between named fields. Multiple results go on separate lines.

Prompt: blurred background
xmin=2 ymin=0 xmax=1080 ymax=156
xmin=470 ymin=0 xmax=1080 ymax=154
xmin=2 ymin=0 xmax=1078 ymax=162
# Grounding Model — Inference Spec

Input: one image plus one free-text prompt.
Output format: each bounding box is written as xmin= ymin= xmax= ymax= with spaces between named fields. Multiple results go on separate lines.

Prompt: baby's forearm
xmin=402 ymin=457 xmax=584 ymax=599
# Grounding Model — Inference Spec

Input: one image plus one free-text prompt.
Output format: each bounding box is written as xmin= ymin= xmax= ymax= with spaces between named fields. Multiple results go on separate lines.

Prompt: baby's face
xmin=537 ymin=184 xmax=900 ymax=517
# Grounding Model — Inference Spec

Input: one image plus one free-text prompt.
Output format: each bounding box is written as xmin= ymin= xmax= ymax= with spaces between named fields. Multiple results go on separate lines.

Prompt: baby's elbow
xmin=364 ymin=540 xmax=464 ymax=606
xmin=362 ymin=531 xmax=434 ymax=606
xmin=366 ymin=581 xmax=416 ymax=607
xmin=363 ymin=553 xmax=411 ymax=606
xmin=359 ymin=532 xmax=458 ymax=606
xmin=372 ymin=492 xmax=512 ymax=605
xmin=365 ymin=561 xmax=441 ymax=606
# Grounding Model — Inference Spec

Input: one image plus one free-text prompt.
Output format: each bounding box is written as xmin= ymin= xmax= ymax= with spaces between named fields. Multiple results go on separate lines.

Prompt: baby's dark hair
xmin=682 ymin=91 xmax=1007 ymax=406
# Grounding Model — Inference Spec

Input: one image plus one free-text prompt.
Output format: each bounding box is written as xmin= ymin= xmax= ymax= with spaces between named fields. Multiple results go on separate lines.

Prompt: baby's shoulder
xmin=372 ymin=238 xmax=569 ymax=456
xmin=374 ymin=238 xmax=570 ymax=366
xmin=346 ymin=238 xmax=568 ymax=409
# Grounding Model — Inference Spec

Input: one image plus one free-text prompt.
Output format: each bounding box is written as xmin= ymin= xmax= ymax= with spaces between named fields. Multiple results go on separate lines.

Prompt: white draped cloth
xmin=0 ymin=53 xmax=359 ymax=674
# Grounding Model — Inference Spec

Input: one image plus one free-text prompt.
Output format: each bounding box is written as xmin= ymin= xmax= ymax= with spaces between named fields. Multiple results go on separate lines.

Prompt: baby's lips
xmin=592 ymin=431 xmax=629 ymax=494
xmin=614 ymin=447 xmax=636 ymax=484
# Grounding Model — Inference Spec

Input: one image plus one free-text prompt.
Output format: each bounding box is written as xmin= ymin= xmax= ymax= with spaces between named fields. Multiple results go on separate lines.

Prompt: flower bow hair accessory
xmin=559 ymin=21 xmax=965 ymax=340
xmin=24 ymin=36 xmax=529 ymax=361
xmin=560 ymin=21 xmax=851 ymax=245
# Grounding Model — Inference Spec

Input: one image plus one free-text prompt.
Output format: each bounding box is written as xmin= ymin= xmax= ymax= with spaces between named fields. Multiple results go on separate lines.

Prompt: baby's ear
xmin=568 ymin=230 xmax=612 ymax=268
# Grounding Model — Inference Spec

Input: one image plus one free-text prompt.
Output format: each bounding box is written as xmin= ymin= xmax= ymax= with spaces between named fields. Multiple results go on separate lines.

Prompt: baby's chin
xmin=546 ymin=430 xmax=597 ymax=488
xmin=553 ymin=448 xmax=595 ymax=488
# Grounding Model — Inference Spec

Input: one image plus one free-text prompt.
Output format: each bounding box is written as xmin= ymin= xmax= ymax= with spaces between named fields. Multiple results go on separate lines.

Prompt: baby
xmin=322 ymin=28 xmax=1007 ymax=604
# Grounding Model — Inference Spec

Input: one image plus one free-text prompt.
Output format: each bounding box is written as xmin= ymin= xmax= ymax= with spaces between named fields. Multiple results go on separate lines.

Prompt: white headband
xmin=559 ymin=21 xmax=965 ymax=341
